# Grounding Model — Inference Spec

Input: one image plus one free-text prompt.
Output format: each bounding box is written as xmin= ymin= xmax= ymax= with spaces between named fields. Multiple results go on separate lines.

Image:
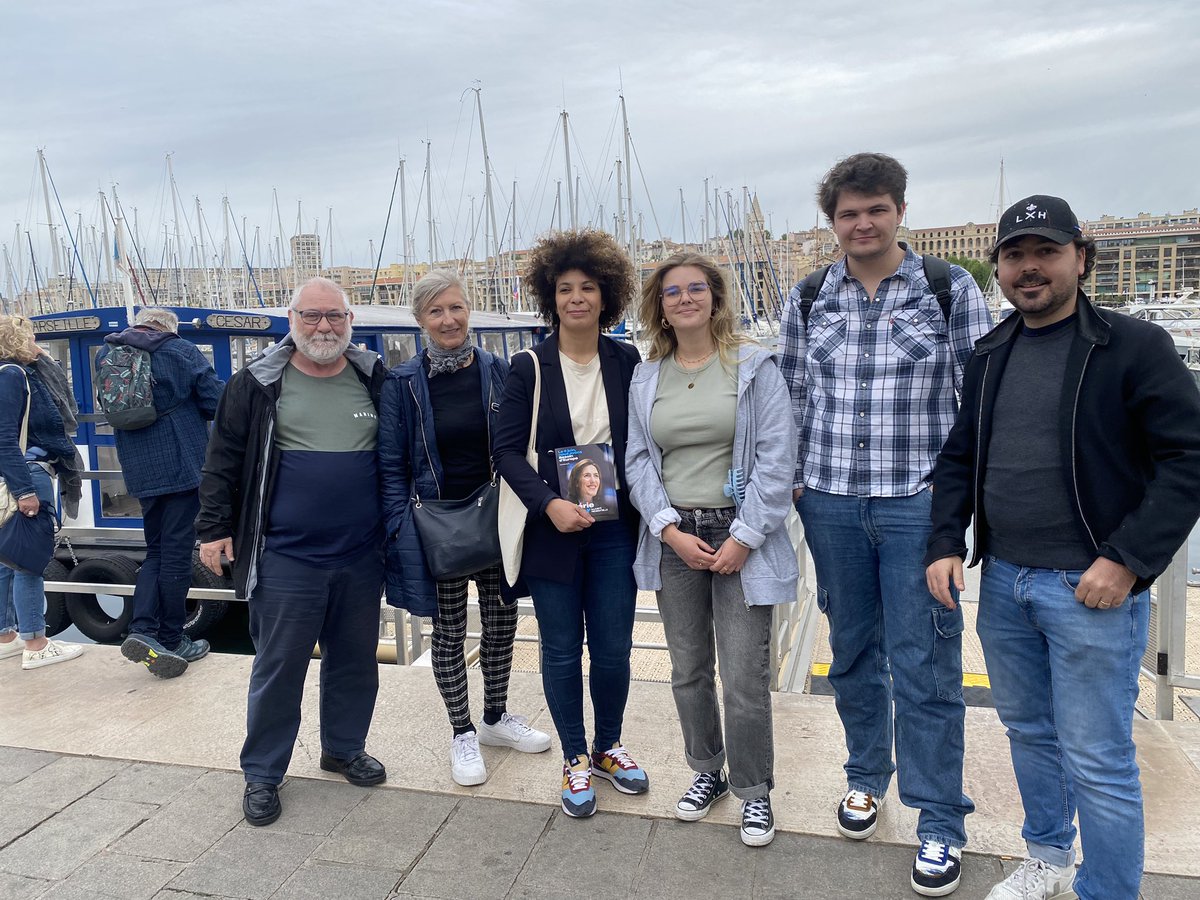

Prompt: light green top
xmin=275 ymin=363 xmax=378 ymax=451
xmin=650 ymin=354 xmax=737 ymax=508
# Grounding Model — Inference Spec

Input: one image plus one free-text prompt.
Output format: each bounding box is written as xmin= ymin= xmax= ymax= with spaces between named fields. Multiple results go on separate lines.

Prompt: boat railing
xmin=1144 ymin=547 xmax=1199 ymax=718
xmin=51 ymin=511 xmax=821 ymax=694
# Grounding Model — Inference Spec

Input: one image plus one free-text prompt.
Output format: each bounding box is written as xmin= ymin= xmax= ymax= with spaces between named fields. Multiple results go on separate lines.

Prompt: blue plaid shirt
xmin=778 ymin=247 xmax=993 ymax=498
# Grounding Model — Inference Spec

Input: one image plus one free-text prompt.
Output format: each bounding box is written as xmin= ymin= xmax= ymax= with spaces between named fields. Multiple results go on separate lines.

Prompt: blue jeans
xmin=241 ymin=547 xmax=385 ymax=784
xmin=130 ymin=489 xmax=200 ymax=649
xmin=0 ymin=464 xmax=55 ymax=640
xmin=798 ymin=488 xmax=973 ymax=847
xmin=525 ymin=520 xmax=637 ymax=761
xmin=979 ymin=555 xmax=1149 ymax=900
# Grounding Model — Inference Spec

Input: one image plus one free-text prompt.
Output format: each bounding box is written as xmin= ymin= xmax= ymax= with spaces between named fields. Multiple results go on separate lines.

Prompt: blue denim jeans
xmin=979 ymin=555 xmax=1149 ymax=900
xmin=0 ymin=464 xmax=55 ymax=640
xmin=658 ymin=506 xmax=774 ymax=800
xmin=130 ymin=489 xmax=201 ymax=649
xmin=798 ymin=488 xmax=973 ymax=847
xmin=525 ymin=520 xmax=637 ymax=761
xmin=241 ymin=547 xmax=385 ymax=785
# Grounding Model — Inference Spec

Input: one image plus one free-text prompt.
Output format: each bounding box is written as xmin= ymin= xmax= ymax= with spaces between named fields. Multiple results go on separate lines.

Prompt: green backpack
xmin=96 ymin=345 xmax=158 ymax=430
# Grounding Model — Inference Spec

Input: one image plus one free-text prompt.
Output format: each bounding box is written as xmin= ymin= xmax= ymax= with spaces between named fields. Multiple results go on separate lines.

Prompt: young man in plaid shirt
xmin=779 ymin=153 xmax=992 ymax=896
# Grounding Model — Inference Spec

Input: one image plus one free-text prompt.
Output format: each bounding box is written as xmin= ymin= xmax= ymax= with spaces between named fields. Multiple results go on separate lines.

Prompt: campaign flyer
xmin=555 ymin=443 xmax=618 ymax=521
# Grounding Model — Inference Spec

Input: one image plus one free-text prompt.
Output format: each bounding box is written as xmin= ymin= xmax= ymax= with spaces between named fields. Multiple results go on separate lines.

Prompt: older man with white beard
xmin=197 ymin=277 xmax=389 ymax=826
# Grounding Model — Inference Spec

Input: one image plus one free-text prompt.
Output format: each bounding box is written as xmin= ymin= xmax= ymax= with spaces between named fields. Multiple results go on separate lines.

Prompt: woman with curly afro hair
xmin=493 ymin=229 xmax=648 ymax=818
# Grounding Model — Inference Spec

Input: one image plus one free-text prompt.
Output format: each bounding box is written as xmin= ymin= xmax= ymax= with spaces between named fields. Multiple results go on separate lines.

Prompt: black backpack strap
xmin=798 ymin=265 xmax=833 ymax=328
xmin=921 ymin=255 xmax=955 ymax=323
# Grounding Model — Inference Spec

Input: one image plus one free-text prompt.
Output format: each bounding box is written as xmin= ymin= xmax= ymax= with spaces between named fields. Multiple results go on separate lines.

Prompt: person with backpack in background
xmin=778 ymin=153 xmax=992 ymax=895
xmin=97 ymin=307 xmax=223 ymax=678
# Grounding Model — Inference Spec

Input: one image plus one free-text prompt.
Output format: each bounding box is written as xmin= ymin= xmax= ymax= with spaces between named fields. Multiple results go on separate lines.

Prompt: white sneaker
xmin=0 ymin=637 xmax=26 ymax=660
xmin=477 ymin=712 xmax=552 ymax=753
xmin=450 ymin=732 xmax=488 ymax=786
xmin=22 ymin=639 xmax=84 ymax=670
xmin=837 ymin=789 xmax=883 ymax=839
xmin=986 ymin=857 xmax=1076 ymax=899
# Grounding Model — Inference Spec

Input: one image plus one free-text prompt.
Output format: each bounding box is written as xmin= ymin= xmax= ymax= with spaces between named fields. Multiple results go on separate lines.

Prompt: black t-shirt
xmin=425 ymin=358 xmax=491 ymax=501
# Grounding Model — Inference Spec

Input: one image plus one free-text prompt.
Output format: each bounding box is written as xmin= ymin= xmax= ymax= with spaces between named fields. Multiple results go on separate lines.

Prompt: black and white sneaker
xmin=739 ymin=795 xmax=775 ymax=847
xmin=675 ymin=769 xmax=730 ymax=821
xmin=911 ymin=840 xmax=962 ymax=897
xmin=837 ymin=789 xmax=882 ymax=840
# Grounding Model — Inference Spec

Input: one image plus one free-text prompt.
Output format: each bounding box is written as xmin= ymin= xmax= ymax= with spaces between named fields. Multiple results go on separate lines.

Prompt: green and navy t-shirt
xmin=265 ymin=363 xmax=382 ymax=567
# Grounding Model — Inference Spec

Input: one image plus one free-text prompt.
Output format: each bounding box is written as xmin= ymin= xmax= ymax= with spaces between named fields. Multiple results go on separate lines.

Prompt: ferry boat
xmin=30 ymin=304 xmax=548 ymax=645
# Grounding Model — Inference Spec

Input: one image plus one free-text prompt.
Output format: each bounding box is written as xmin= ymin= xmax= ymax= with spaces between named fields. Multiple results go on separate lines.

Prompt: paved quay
xmin=2 ymin=647 xmax=1199 ymax=899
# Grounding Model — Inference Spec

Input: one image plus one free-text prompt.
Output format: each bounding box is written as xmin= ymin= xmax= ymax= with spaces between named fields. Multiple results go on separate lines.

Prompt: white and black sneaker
xmin=675 ymin=769 xmax=730 ymax=821
xmin=837 ymin=789 xmax=882 ymax=840
xmin=911 ymin=840 xmax=962 ymax=897
xmin=739 ymin=795 xmax=775 ymax=847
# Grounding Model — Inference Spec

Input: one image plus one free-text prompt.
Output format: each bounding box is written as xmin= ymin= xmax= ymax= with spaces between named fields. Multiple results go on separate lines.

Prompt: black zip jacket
xmin=196 ymin=336 xmax=386 ymax=599
xmin=925 ymin=290 xmax=1200 ymax=592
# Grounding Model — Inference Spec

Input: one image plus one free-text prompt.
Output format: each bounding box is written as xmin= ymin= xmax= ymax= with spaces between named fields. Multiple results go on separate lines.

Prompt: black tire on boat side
xmin=43 ymin=558 xmax=72 ymax=637
xmin=63 ymin=555 xmax=140 ymax=644
xmin=184 ymin=549 xmax=230 ymax=638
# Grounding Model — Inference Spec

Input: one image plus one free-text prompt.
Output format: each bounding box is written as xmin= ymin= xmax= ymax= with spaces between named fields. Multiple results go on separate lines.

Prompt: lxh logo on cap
xmin=1014 ymin=203 xmax=1049 ymax=225
xmin=996 ymin=195 xmax=1082 ymax=248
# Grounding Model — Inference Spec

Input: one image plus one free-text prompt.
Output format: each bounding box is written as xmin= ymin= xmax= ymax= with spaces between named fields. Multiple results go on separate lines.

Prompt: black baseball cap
xmin=995 ymin=195 xmax=1082 ymax=248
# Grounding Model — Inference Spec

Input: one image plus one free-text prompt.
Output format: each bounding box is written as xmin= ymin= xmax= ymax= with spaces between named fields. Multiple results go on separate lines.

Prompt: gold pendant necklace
xmin=675 ymin=349 xmax=714 ymax=388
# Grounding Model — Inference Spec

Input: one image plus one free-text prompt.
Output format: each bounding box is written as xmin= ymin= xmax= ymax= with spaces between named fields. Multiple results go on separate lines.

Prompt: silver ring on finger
xmin=1098 ymin=600 xmax=1112 ymax=608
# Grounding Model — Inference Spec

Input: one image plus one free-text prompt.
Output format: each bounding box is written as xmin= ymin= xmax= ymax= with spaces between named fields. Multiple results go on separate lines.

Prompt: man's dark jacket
xmin=196 ymin=336 xmax=386 ymax=598
xmin=925 ymin=290 xmax=1200 ymax=592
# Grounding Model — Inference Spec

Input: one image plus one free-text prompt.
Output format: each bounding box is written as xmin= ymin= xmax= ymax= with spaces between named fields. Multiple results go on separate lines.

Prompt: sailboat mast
xmin=561 ymin=111 xmax=577 ymax=229
xmin=399 ymin=158 xmax=409 ymax=303
xmin=426 ymin=141 xmax=434 ymax=267
xmin=167 ymin=153 xmax=187 ymax=305
xmin=475 ymin=87 xmax=502 ymax=311
xmin=620 ymin=95 xmax=636 ymax=267
xmin=38 ymin=150 xmax=63 ymax=278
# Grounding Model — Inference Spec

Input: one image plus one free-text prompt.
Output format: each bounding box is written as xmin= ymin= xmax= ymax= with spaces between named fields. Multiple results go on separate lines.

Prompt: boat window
xmin=230 ymin=337 xmax=275 ymax=373
xmin=383 ymin=334 xmax=417 ymax=368
xmin=505 ymin=332 xmax=521 ymax=357
xmin=95 ymin=445 xmax=140 ymax=519
xmin=480 ymin=332 xmax=505 ymax=357
xmin=38 ymin=340 xmax=74 ymax=433
xmin=88 ymin=345 xmax=114 ymax=436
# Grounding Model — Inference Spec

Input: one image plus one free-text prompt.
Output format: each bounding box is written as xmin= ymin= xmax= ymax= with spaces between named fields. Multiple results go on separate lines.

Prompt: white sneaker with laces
xmin=985 ymin=857 xmax=1076 ymax=899
xmin=837 ymin=788 xmax=883 ymax=839
xmin=476 ymin=712 xmax=552 ymax=753
xmin=0 ymin=637 xmax=26 ymax=660
xmin=450 ymin=731 xmax=488 ymax=786
xmin=740 ymin=796 xmax=775 ymax=847
xmin=22 ymin=639 xmax=84 ymax=670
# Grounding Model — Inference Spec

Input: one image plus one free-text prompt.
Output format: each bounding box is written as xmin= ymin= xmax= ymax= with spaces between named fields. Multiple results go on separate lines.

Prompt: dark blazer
xmin=925 ymin=290 xmax=1200 ymax=592
xmin=493 ymin=333 xmax=641 ymax=585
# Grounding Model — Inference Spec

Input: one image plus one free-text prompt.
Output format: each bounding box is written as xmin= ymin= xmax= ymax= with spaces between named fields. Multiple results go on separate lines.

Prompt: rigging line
xmin=450 ymin=90 xmax=479 ymax=250
xmin=225 ymin=200 xmax=265 ymax=306
xmin=521 ymin=118 xmax=563 ymax=237
xmin=112 ymin=196 xmax=158 ymax=304
xmin=573 ymin=104 xmax=619 ymax=219
xmin=43 ymin=160 xmax=98 ymax=305
xmin=718 ymin=193 xmax=756 ymax=322
xmin=370 ymin=166 xmax=401 ymax=304
xmin=26 ymin=232 xmax=45 ymax=315
xmin=627 ymin=134 xmax=663 ymax=241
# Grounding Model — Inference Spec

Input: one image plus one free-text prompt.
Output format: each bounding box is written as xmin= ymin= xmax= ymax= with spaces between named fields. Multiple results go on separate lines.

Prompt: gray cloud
xmin=3 ymin=0 xmax=1197 ymax=283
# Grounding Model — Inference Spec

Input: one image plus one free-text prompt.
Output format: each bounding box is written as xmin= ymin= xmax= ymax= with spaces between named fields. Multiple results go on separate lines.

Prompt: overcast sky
xmin=2 ymin=0 xmax=1197 ymax=280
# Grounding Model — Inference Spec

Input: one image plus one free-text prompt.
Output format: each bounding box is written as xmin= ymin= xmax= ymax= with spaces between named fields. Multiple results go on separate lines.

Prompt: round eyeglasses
xmin=661 ymin=282 xmax=710 ymax=304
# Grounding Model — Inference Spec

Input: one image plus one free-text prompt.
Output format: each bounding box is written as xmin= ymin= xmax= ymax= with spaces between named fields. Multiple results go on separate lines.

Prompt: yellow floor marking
xmin=809 ymin=662 xmax=990 ymax=690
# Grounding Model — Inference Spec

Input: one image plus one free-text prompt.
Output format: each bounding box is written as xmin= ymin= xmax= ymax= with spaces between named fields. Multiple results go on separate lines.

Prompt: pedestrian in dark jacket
xmin=378 ymin=271 xmax=550 ymax=788
xmin=100 ymin=308 xmax=224 ymax=679
xmin=0 ymin=314 xmax=84 ymax=669
xmin=493 ymin=229 xmax=646 ymax=819
xmin=925 ymin=196 xmax=1200 ymax=900
xmin=196 ymin=277 xmax=389 ymax=828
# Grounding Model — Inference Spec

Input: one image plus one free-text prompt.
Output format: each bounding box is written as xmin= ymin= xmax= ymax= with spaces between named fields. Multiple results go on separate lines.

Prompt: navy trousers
xmin=240 ymin=547 xmax=385 ymax=785
xmin=130 ymin=489 xmax=201 ymax=649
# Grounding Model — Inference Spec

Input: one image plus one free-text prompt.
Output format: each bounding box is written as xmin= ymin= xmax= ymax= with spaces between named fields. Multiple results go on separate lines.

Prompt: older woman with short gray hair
xmin=378 ymin=272 xmax=550 ymax=786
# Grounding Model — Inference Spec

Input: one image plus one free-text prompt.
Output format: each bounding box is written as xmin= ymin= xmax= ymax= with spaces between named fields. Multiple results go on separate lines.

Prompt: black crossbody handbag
xmin=411 ymin=476 xmax=502 ymax=580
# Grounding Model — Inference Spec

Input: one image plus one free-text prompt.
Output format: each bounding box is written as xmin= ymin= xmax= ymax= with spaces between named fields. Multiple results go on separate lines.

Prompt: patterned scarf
xmin=426 ymin=339 xmax=475 ymax=377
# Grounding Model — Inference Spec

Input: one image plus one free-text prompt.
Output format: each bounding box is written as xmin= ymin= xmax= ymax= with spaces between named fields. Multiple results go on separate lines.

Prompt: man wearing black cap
xmin=925 ymin=195 xmax=1200 ymax=900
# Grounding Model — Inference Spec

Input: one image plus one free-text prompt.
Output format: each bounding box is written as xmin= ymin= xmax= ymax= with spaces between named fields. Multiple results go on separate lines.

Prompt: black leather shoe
xmin=320 ymin=751 xmax=387 ymax=786
xmin=243 ymin=782 xmax=281 ymax=826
